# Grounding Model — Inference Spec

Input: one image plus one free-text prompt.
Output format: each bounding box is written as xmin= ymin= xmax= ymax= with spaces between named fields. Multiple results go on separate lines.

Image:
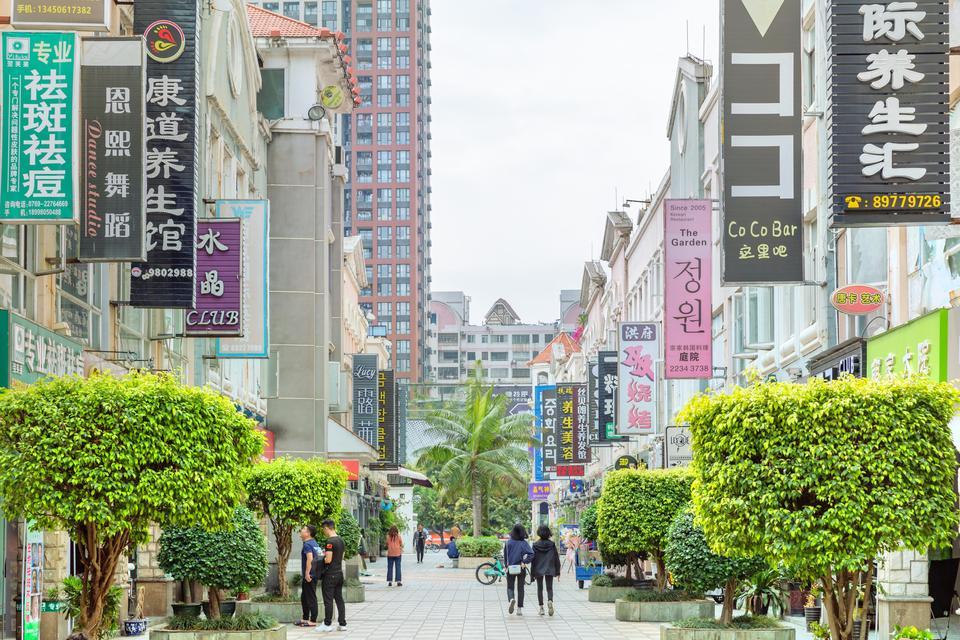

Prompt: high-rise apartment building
xmin=250 ymin=0 xmax=433 ymax=382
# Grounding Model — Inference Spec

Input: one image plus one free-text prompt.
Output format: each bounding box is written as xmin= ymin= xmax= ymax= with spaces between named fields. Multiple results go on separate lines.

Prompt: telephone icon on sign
xmin=845 ymin=196 xmax=862 ymax=209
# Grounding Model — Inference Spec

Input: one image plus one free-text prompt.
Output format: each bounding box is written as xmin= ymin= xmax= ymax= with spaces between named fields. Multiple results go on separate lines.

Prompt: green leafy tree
xmin=665 ymin=509 xmax=766 ymax=622
xmin=596 ymin=468 xmax=692 ymax=590
xmin=158 ymin=506 xmax=268 ymax=618
xmin=680 ymin=376 xmax=960 ymax=640
xmin=245 ymin=458 xmax=348 ymax=597
xmin=486 ymin=493 xmax=531 ymax=536
xmin=0 ymin=372 xmax=262 ymax=639
xmin=580 ymin=503 xmax=598 ymax=543
xmin=415 ymin=371 xmax=534 ymax=536
xmin=322 ymin=512 xmax=361 ymax=560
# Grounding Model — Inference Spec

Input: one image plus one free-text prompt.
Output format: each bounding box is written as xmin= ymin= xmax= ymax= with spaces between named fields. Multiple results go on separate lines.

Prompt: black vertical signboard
xmin=721 ymin=0 xmax=803 ymax=283
xmin=828 ymin=0 xmax=949 ymax=226
xmin=588 ymin=360 xmax=600 ymax=444
xmin=352 ymin=354 xmax=379 ymax=447
xmin=132 ymin=1 xmax=200 ymax=307
xmin=597 ymin=350 xmax=619 ymax=442
xmin=541 ymin=387 xmax=558 ymax=475
xmin=79 ymin=38 xmax=146 ymax=262
xmin=371 ymin=370 xmax=398 ymax=469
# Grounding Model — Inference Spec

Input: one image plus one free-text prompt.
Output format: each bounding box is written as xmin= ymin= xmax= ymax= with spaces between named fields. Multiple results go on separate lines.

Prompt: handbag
xmin=507 ymin=564 xmax=523 ymax=575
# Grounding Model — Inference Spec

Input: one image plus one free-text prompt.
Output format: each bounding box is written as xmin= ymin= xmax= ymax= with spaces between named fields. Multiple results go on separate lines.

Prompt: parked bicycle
xmin=426 ymin=541 xmax=440 ymax=553
xmin=475 ymin=555 xmax=534 ymax=585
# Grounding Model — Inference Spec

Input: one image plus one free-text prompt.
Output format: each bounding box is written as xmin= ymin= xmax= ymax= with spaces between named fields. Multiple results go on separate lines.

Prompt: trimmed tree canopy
xmin=158 ymin=505 xmax=268 ymax=592
xmin=245 ymin=458 xmax=348 ymax=529
xmin=580 ymin=502 xmax=598 ymax=543
xmin=0 ymin=372 xmax=263 ymax=637
xmin=596 ymin=468 xmax=692 ymax=558
xmin=679 ymin=376 xmax=959 ymax=576
xmin=665 ymin=509 xmax=766 ymax=595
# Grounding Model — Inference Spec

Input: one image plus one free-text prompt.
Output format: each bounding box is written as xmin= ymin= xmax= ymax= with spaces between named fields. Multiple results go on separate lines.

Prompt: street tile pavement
xmin=286 ymin=553 xmax=664 ymax=640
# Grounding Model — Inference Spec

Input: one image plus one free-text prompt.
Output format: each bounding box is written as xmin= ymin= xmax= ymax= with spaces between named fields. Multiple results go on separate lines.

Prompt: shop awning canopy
xmin=396 ymin=466 xmax=432 ymax=488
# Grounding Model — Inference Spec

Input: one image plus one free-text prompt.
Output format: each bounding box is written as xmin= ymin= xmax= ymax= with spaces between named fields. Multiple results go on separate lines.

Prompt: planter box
xmin=660 ymin=624 xmax=796 ymax=640
xmin=615 ymin=599 xmax=716 ymax=623
xmin=344 ymin=584 xmax=365 ymax=604
xmin=238 ymin=586 xmax=365 ymax=622
xmin=589 ymin=586 xmax=639 ymax=603
xmin=454 ymin=556 xmax=489 ymax=570
xmin=151 ymin=625 xmax=286 ymax=640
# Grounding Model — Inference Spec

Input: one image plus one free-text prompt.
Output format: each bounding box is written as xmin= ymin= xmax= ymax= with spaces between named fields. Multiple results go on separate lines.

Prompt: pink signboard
xmin=618 ymin=322 xmax=658 ymax=435
xmin=186 ymin=218 xmax=243 ymax=337
xmin=664 ymin=199 xmax=712 ymax=379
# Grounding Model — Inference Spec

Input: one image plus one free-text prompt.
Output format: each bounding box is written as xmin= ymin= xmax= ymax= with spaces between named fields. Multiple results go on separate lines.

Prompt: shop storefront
xmin=0 ymin=310 xmax=83 ymax=640
xmin=806 ymin=338 xmax=867 ymax=380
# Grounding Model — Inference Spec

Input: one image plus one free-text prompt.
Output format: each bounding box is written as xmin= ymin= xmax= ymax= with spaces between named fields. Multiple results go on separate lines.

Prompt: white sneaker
xmin=538 ymin=606 xmax=545 ymax=616
xmin=317 ymin=624 xmax=335 ymax=633
xmin=517 ymin=608 xmax=523 ymax=616
xmin=548 ymin=601 xmax=554 ymax=616
xmin=336 ymin=626 xmax=347 ymax=632
xmin=508 ymin=598 xmax=516 ymax=614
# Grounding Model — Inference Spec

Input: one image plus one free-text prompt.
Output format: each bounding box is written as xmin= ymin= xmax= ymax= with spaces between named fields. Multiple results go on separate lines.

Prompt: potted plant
xmin=738 ymin=569 xmax=787 ymax=617
xmin=804 ymin=585 xmax=822 ymax=631
xmin=122 ymin=586 xmax=148 ymax=636
xmin=893 ymin=626 xmax=934 ymax=640
xmin=233 ymin=586 xmax=251 ymax=602
xmin=158 ymin=506 xmax=268 ymax=619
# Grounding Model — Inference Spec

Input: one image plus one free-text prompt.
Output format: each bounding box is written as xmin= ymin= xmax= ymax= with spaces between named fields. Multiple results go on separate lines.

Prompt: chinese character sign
xmin=131 ymin=0 xmax=200 ymax=308
xmin=1 ymin=31 xmax=79 ymax=223
xmin=185 ymin=219 xmax=243 ymax=337
xmin=79 ymin=38 xmax=146 ymax=261
xmin=556 ymin=384 xmax=589 ymax=469
xmin=540 ymin=386 xmax=558 ymax=473
xmin=618 ymin=322 xmax=658 ymax=435
xmin=352 ymin=354 xmax=379 ymax=446
xmin=370 ymin=370 xmax=398 ymax=469
xmin=665 ymin=199 xmax=712 ymax=379
xmin=0 ymin=310 xmax=83 ymax=387
xmin=721 ymin=0 xmax=803 ymax=283
xmin=597 ymin=351 xmax=619 ymax=439
xmin=493 ymin=385 xmax=532 ymax=415
xmin=827 ymin=0 xmax=949 ymax=226
xmin=588 ymin=361 xmax=600 ymax=443
xmin=216 ymin=200 xmax=270 ymax=358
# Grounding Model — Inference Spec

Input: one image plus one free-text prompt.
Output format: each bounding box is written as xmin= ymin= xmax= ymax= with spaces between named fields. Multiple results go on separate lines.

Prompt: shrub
xmin=456 ymin=535 xmax=502 ymax=557
xmin=681 ymin=376 xmax=959 ymax=640
xmin=158 ymin=506 xmax=268 ymax=618
xmin=596 ymin=468 xmax=692 ymax=590
xmin=622 ymin=589 xmax=701 ymax=602
xmin=166 ymin=612 xmax=278 ymax=631
xmin=245 ymin=458 xmax=347 ymax=597
xmin=251 ymin=593 xmax=295 ymax=603
xmin=591 ymin=574 xmax=613 ymax=587
xmin=60 ymin=576 xmax=123 ymax=640
xmin=580 ymin=503 xmax=598 ymax=542
xmin=665 ymin=509 xmax=766 ymax=622
xmin=0 ymin=372 xmax=263 ymax=639
xmin=319 ymin=512 xmax=361 ymax=560
xmin=611 ymin=576 xmax=637 ymax=587
xmin=674 ymin=615 xmax=782 ymax=629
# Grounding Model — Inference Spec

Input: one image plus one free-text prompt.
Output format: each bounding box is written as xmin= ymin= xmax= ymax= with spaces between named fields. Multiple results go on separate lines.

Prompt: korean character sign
xmin=827 ymin=0 xmax=949 ymax=226
xmin=664 ymin=199 xmax=712 ymax=379
xmin=618 ymin=322 xmax=659 ymax=436
xmin=540 ymin=386 xmax=559 ymax=473
xmin=369 ymin=370 xmax=398 ymax=470
xmin=1 ymin=32 xmax=80 ymax=223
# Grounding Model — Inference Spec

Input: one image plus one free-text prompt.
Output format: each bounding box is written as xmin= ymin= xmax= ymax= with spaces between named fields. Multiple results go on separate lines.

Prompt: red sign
xmin=831 ymin=285 xmax=885 ymax=315
xmin=337 ymin=459 xmax=360 ymax=481
xmin=555 ymin=465 xmax=585 ymax=477
xmin=258 ymin=429 xmax=274 ymax=460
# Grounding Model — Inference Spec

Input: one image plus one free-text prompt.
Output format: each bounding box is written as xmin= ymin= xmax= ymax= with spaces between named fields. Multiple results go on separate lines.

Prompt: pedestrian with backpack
xmin=504 ymin=524 xmax=534 ymax=616
xmin=531 ymin=525 xmax=561 ymax=616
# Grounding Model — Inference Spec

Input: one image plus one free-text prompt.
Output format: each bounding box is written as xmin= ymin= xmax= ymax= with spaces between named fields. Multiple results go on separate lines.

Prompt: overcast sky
xmin=429 ymin=0 xmax=719 ymax=324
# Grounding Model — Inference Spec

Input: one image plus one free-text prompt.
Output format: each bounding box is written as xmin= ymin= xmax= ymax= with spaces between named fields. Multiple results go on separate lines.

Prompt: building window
xmin=396 ymin=320 xmax=410 ymax=333
xmin=378 ymin=243 xmax=393 ymax=259
xmin=491 ymin=352 xmax=508 ymax=361
xmin=378 ymin=280 xmax=392 ymax=296
xmin=0 ymin=225 xmax=35 ymax=318
xmin=356 ymin=2 xmax=372 ymax=30
xmin=397 ymin=356 xmax=411 ymax=372
xmin=304 ymin=2 xmax=318 ymax=25
xmin=262 ymin=2 xmax=279 ymax=11
xmin=377 ymin=0 xmax=392 ymax=29
xmin=396 ymin=206 xmax=410 ymax=220
xmin=466 ymin=334 xmax=476 ymax=344
xmin=397 ymin=93 xmax=409 ymax=107
xmin=396 ymin=130 xmax=410 ymax=144
xmin=282 ymin=1 xmax=299 ymax=18
xmin=396 ymin=244 xmax=409 ymax=258
xmin=377 ymin=92 xmax=392 ymax=107
xmin=396 ymin=169 xmax=410 ymax=182
xmin=397 ymin=339 xmax=411 ymax=354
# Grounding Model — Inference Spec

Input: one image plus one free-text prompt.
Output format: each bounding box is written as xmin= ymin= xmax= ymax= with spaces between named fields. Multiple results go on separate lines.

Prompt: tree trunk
xmin=190 ymin=581 xmax=203 ymax=603
xmin=721 ymin=578 xmax=738 ymax=624
xmin=274 ymin=522 xmax=294 ymax=598
xmin=471 ymin=474 xmax=482 ymax=537
xmin=653 ymin=552 xmax=668 ymax=592
xmin=76 ymin=528 xmax=129 ymax=640
xmin=207 ymin=587 xmax=221 ymax=620
xmin=625 ymin=553 xmax=634 ymax=581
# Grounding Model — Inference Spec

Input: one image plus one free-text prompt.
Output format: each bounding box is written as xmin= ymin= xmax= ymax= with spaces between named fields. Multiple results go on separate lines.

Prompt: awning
xmin=326 ymin=419 xmax=378 ymax=463
xmin=396 ymin=466 xmax=432 ymax=488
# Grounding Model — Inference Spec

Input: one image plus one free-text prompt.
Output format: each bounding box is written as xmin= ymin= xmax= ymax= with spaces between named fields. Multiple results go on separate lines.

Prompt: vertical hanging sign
xmin=131 ymin=1 xmax=200 ymax=308
xmin=185 ymin=218 xmax=243 ymax=336
xmin=540 ymin=386 xmax=558 ymax=475
xmin=597 ymin=350 xmax=620 ymax=440
xmin=721 ymin=0 xmax=803 ymax=283
xmin=588 ymin=360 xmax=600 ymax=443
xmin=79 ymin=37 xmax=147 ymax=261
xmin=370 ymin=370 xmax=398 ymax=469
xmin=618 ymin=322 xmax=659 ymax=435
xmin=1 ymin=31 xmax=79 ymax=223
xmin=533 ymin=384 xmax=553 ymax=481
xmin=665 ymin=199 xmax=712 ymax=378
xmin=828 ymin=0 xmax=949 ymax=226
xmin=574 ymin=383 xmax=590 ymax=464
xmin=554 ymin=385 xmax=584 ymax=477
xmin=352 ymin=354 xmax=379 ymax=446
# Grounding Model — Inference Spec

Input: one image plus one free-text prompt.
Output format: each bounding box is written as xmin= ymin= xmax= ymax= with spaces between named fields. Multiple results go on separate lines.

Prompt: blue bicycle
xmin=475 ymin=555 xmax=534 ymax=585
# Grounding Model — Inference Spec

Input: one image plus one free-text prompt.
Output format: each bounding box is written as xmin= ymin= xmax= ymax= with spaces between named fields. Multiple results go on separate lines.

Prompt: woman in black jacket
xmin=530 ymin=525 xmax=561 ymax=616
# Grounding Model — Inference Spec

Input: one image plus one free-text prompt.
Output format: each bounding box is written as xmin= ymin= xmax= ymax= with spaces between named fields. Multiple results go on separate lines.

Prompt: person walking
xmin=504 ymin=524 xmax=534 ymax=616
xmin=413 ymin=524 xmax=427 ymax=564
xmin=531 ymin=525 xmax=561 ymax=617
xmin=317 ymin=519 xmax=346 ymax=633
xmin=386 ymin=525 xmax=404 ymax=586
xmin=297 ymin=525 xmax=321 ymax=627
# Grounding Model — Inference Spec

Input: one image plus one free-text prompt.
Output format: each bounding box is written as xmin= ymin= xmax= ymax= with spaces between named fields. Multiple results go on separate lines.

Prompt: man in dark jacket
xmin=531 ymin=525 xmax=562 ymax=616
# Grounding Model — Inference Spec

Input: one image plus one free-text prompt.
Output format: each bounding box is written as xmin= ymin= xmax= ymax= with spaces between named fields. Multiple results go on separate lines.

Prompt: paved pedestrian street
xmin=286 ymin=554 xmax=661 ymax=640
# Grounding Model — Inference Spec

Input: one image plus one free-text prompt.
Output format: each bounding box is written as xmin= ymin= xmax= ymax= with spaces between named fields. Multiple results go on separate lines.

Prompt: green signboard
xmin=866 ymin=308 xmax=958 ymax=382
xmin=0 ymin=310 xmax=83 ymax=387
xmin=1 ymin=31 xmax=79 ymax=223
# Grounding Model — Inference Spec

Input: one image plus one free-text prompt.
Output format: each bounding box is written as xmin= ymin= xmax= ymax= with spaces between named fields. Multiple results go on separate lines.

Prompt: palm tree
xmin=415 ymin=373 xmax=534 ymax=536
